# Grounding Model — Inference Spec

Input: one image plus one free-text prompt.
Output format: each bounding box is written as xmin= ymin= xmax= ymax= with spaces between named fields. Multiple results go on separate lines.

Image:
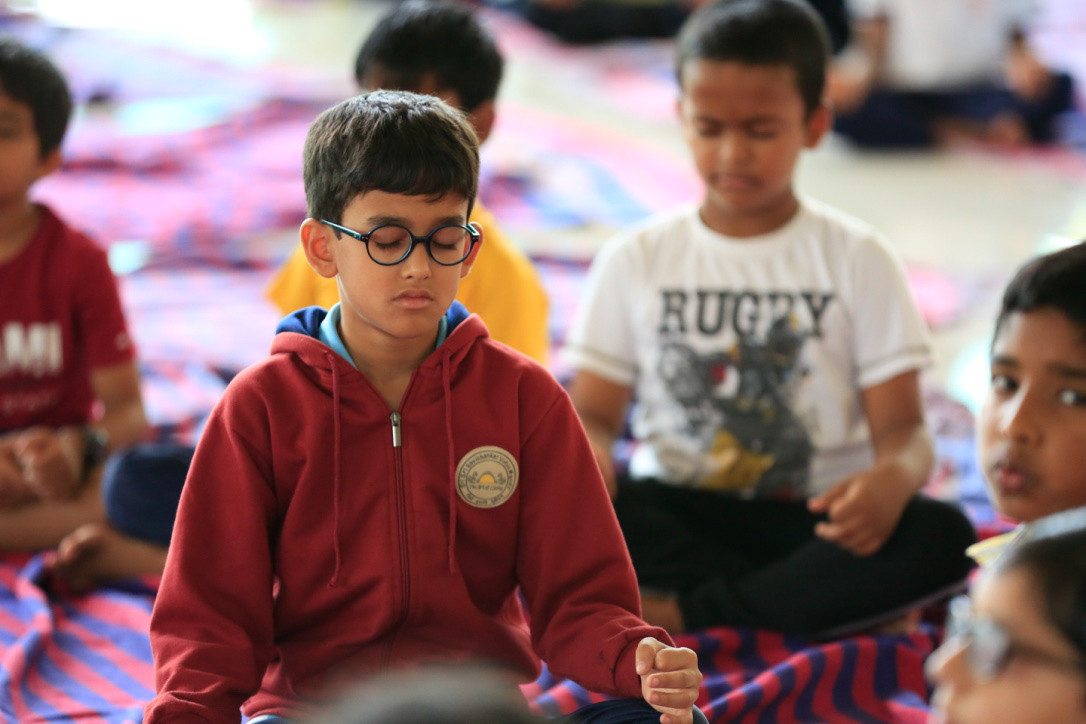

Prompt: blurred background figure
xmin=482 ymin=0 xmax=850 ymax=51
xmin=303 ymin=664 xmax=543 ymax=724
xmin=829 ymin=0 xmax=1077 ymax=149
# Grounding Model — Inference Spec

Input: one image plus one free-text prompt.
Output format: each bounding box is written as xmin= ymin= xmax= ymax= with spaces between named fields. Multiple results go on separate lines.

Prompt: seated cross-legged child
xmin=564 ymin=0 xmax=977 ymax=638
xmin=146 ymin=90 xmax=705 ymax=724
xmin=0 ymin=38 xmax=190 ymax=594
xmin=266 ymin=0 xmax=550 ymax=364
xmin=926 ymin=521 xmax=1086 ymax=724
xmin=966 ymin=240 xmax=1086 ymax=567
xmin=0 ymin=37 xmax=156 ymax=556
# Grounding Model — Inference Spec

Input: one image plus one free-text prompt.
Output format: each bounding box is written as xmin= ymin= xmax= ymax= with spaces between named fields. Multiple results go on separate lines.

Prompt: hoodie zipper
xmin=384 ymin=410 xmax=410 ymax=666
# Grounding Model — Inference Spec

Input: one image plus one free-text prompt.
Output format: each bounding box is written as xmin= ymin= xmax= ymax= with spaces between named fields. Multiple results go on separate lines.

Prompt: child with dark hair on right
xmin=966 ymin=240 xmax=1086 ymax=567
xmin=927 ymin=518 xmax=1086 ymax=724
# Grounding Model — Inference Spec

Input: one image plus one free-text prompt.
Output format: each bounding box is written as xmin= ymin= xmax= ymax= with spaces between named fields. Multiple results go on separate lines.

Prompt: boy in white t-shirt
xmin=565 ymin=0 xmax=977 ymax=638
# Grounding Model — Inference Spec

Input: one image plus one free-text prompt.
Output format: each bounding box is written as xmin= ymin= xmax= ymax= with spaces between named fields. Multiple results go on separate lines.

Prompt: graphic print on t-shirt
xmin=656 ymin=287 xmax=832 ymax=497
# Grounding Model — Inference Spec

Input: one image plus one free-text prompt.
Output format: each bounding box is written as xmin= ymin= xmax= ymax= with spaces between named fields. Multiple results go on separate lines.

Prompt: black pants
xmin=102 ymin=441 xmax=193 ymax=546
xmin=614 ymin=479 xmax=977 ymax=638
xmin=834 ymin=72 xmax=1076 ymax=148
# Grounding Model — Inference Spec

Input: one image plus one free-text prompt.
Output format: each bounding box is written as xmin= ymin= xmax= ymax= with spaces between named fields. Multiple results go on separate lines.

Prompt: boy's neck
xmin=699 ymin=194 xmax=801 ymax=239
xmin=345 ymin=327 xmax=441 ymax=411
xmin=0 ymin=200 xmax=41 ymax=263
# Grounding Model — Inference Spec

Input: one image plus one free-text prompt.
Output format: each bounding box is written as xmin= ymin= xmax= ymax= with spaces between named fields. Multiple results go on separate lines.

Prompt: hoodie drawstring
xmin=327 ymin=351 xmax=344 ymax=587
xmin=443 ymin=354 xmax=457 ymax=574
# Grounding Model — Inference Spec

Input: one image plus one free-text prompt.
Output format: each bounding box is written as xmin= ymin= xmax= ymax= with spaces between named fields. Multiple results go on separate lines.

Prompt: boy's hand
xmin=15 ymin=427 xmax=83 ymax=501
xmin=807 ymin=464 xmax=912 ymax=556
xmin=636 ymin=637 xmax=702 ymax=724
xmin=0 ymin=437 xmax=35 ymax=506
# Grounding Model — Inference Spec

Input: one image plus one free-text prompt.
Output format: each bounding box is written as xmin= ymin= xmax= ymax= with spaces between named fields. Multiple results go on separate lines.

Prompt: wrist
xmin=79 ymin=424 xmax=109 ymax=480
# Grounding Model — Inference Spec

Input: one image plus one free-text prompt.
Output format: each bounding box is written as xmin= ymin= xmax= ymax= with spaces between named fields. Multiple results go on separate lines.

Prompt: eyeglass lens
xmin=368 ymin=224 xmax=472 ymax=265
xmin=948 ymin=597 xmax=1015 ymax=681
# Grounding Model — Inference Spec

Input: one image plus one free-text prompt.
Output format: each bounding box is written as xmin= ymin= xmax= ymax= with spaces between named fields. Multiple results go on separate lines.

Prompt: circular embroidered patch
xmin=455 ymin=446 xmax=519 ymax=508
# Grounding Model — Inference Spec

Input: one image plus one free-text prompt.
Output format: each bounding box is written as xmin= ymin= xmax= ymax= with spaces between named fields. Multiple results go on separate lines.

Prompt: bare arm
xmin=808 ymin=369 xmax=932 ymax=555
xmin=827 ymin=13 xmax=889 ymax=112
xmin=863 ymin=368 xmax=934 ymax=493
xmin=89 ymin=358 xmax=149 ymax=452
xmin=568 ymin=370 xmax=632 ymax=499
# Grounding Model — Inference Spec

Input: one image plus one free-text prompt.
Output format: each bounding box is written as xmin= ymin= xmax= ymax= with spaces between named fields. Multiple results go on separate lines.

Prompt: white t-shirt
xmin=564 ymin=199 xmax=932 ymax=499
xmin=850 ymin=0 xmax=1036 ymax=89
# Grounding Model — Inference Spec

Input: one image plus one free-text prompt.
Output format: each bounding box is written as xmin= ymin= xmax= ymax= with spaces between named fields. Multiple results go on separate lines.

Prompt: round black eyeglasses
xmin=942 ymin=595 xmax=1086 ymax=682
xmin=320 ymin=220 xmax=480 ymax=266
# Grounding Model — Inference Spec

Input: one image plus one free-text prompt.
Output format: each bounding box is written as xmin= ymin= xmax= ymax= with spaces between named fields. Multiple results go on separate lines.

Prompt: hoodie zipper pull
xmin=390 ymin=411 xmax=402 ymax=448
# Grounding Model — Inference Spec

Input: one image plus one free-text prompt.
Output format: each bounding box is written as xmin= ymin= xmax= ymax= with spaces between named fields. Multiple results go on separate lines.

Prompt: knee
xmin=102 ymin=443 xmax=192 ymax=547
xmin=894 ymin=495 xmax=978 ymax=562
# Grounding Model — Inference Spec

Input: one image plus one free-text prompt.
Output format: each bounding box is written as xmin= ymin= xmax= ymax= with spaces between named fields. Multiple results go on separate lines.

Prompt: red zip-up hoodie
xmin=146 ymin=305 xmax=669 ymax=722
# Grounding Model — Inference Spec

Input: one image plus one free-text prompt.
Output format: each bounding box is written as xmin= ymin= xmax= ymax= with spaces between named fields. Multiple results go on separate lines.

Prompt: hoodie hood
xmin=275 ymin=300 xmax=472 ymax=341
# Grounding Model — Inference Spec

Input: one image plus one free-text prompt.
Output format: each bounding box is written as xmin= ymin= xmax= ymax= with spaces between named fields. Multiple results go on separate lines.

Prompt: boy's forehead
xmin=345 ymin=190 xmax=470 ymax=219
xmin=681 ymin=58 xmax=799 ymax=92
xmin=679 ymin=59 xmax=806 ymax=115
xmin=992 ymin=308 xmax=1086 ymax=360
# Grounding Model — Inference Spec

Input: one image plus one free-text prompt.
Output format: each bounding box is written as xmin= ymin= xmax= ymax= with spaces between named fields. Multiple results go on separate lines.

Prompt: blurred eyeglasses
xmin=942 ymin=595 xmax=1086 ymax=682
xmin=320 ymin=220 xmax=479 ymax=266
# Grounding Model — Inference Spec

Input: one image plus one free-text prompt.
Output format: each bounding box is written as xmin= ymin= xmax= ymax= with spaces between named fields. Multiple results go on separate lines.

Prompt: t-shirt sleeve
xmin=73 ymin=241 xmax=136 ymax=370
xmin=562 ymin=236 xmax=640 ymax=386
xmin=847 ymin=235 xmax=933 ymax=389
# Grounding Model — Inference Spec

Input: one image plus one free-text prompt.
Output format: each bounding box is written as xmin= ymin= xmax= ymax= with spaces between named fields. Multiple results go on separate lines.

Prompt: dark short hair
xmin=994 ymin=241 xmax=1086 ymax=344
xmin=354 ymin=0 xmax=503 ymax=113
xmin=996 ymin=522 xmax=1086 ymax=665
xmin=676 ymin=0 xmax=829 ymax=116
xmin=303 ymin=90 xmax=479 ymax=224
xmin=0 ymin=36 xmax=73 ymax=157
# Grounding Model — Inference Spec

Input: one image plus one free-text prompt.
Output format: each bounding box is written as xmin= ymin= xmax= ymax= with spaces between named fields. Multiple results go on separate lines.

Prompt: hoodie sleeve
xmin=145 ymin=375 xmax=279 ymax=723
xmin=514 ymin=378 xmax=672 ymax=699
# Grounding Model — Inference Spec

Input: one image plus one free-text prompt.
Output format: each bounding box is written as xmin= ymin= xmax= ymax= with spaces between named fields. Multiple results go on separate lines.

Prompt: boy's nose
xmin=717 ymin=132 xmax=748 ymax=163
xmin=400 ymin=241 xmax=433 ymax=277
xmin=926 ymin=636 xmax=972 ymax=695
xmin=1001 ymin=388 xmax=1040 ymax=442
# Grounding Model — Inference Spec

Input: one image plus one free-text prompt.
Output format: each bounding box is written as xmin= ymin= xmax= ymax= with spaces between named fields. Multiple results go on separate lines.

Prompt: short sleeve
xmin=847 ymin=236 xmax=932 ymax=389
xmin=562 ymin=236 xmax=640 ymax=386
xmin=73 ymin=242 xmax=136 ymax=370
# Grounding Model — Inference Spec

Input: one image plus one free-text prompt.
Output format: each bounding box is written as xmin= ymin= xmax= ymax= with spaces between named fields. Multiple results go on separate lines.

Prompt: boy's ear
xmin=469 ymin=100 xmax=496 ymax=145
xmin=299 ymin=218 xmax=338 ymax=279
xmin=459 ymin=222 xmax=484 ymax=280
xmin=804 ymin=101 xmax=833 ymax=148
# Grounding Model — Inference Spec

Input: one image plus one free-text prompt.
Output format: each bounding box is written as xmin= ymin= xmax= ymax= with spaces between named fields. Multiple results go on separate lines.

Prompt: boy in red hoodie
xmin=146 ymin=91 xmax=704 ymax=724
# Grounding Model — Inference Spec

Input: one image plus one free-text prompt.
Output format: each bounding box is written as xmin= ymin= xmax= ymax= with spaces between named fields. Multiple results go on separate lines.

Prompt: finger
xmin=647 ymin=693 xmax=696 ymax=721
xmin=808 ymin=479 xmax=849 ymax=513
xmin=0 ymin=456 xmax=27 ymax=489
xmin=14 ymin=426 xmax=51 ymax=454
xmin=647 ymin=645 xmax=699 ymax=674
xmin=814 ymin=519 xmax=863 ymax=548
xmin=636 ymin=637 xmax=666 ymax=676
xmin=644 ymin=668 xmax=702 ymax=691
xmin=645 ymin=686 xmax=700 ymax=710
xmin=659 ymin=714 xmax=693 ymax=724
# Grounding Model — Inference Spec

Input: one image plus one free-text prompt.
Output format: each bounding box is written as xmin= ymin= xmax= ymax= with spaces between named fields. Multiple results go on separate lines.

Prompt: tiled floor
xmin=21 ymin=0 xmax=1086 ymax=413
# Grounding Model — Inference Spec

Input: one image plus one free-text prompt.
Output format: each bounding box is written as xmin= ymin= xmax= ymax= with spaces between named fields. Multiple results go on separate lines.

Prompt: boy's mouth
xmin=393 ymin=290 xmax=434 ymax=308
xmin=989 ymin=458 xmax=1032 ymax=494
xmin=713 ymin=172 xmax=758 ymax=192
